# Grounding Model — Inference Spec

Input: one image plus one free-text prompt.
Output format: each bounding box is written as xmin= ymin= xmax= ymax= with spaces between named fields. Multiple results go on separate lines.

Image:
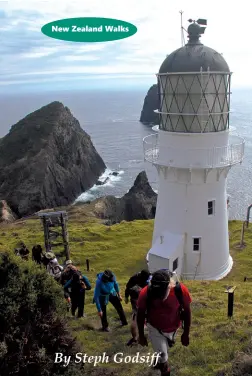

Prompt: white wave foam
xmin=112 ymin=118 xmax=124 ymax=122
xmin=76 ymin=190 xmax=96 ymax=202
xmin=75 ymin=168 xmax=124 ymax=202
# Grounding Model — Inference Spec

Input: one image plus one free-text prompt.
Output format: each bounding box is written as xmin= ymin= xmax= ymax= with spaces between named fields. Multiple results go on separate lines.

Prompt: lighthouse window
xmin=193 ymin=238 xmax=201 ymax=252
xmin=208 ymin=200 xmax=215 ymax=215
xmin=173 ymin=258 xmax=178 ymax=271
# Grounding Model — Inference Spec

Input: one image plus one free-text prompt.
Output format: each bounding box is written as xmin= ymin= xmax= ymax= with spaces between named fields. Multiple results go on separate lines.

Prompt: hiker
xmin=32 ymin=245 xmax=43 ymax=265
xmin=60 ymin=260 xmax=78 ymax=311
xmin=64 ymin=269 xmax=91 ymax=318
xmin=15 ymin=243 xmax=29 ymax=260
xmin=137 ymin=269 xmax=192 ymax=376
xmin=93 ymin=269 xmax=128 ymax=331
xmin=124 ymin=269 xmax=151 ymax=346
xmin=45 ymin=252 xmax=63 ymax=283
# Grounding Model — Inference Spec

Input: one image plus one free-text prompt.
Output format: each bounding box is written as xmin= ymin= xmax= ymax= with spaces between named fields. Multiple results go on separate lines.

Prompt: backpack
xmin=49 ymin=261 xmax=62 ymax=280
xmin=71 ymin=271 xmax=86 ymax=291
xmin=61 ymin=265 xmax=78 ymax=283
xmin=146 ymin=281 xmax=185 ymax=329
xmin=129 ymin=285 xmax=143 ymax=300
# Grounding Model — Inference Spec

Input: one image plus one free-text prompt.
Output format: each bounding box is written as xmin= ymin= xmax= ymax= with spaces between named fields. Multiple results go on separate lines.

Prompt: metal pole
xmin=240 ymin=221 xmax=246 ymax=247
xmin=225 ymin=286 xmax=236 ymax=318
xmin=246 ymin=204 xmax=252 ymax=228
xmin=86 ymin=259 xmax=90 ymax=271
xmin=42 ymin=216 xmax=50 ymax=252
xmin=228 ymin=292 xmax=234 ymax=317
xmin=60 ymin=213 xmax=70 ymax=261
xmin=179 ymin=10 xmax=184 ymax=47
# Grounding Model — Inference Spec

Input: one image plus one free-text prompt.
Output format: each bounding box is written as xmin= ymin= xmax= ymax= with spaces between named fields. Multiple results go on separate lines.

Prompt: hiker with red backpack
xmin=64 ymin=269 xmax=91 ymax=318
xmin=137 ymin=269 xmax=192 ymax=376
xmin=124 ymin=269 xmax=151 ymax=346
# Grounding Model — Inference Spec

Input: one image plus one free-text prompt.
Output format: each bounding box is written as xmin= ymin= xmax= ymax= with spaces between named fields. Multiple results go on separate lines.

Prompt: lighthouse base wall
xmin=182 ymin=255 xmax=233 ymax=280
xmin=151 ymin=170 xmax=231 ymax=281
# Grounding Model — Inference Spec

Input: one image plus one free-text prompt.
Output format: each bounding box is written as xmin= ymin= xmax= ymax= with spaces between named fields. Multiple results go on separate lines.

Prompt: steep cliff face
xmin=140 ymin=84 xmax=159 ymax=124
xmin=0 ymin=101 xmax=106 ymax=217
xmin=94 ymin=171 xmax=157 ymax=224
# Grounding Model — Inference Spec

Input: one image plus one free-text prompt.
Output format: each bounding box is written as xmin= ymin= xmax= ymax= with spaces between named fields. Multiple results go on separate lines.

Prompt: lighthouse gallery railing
xmin=143 ymin=133 xmax=245 ymax=168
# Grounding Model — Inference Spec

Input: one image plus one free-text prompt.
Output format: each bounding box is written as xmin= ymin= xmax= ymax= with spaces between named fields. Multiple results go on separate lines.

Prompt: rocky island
xmin=0 ymin=101 xmax=106 ymax=217
xmin=140 ymin=84 xmax=159 ymax=125
xmin=93 ymin=171 xmax=157 ymax=224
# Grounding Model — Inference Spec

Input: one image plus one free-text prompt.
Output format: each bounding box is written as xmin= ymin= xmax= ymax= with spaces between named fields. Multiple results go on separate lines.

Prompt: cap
xmin=66 ymin=260 xmax=73 ymax=266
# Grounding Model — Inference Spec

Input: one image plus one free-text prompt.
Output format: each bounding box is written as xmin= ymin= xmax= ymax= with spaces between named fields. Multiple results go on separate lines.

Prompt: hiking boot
xmin=102 ymin=327 xmax=110 ymax=332
xmin=152 ymin=363 xmax=162 ymax=370
xmin=161 ymin=370 xmax=171 ymax=376
xmin=159 ymin=363 xmax=171 ymax=376
xmin=126 ymin=338 xmax=138 ymax=347
xmin=67 ymin=303 xmax=71 ymax=312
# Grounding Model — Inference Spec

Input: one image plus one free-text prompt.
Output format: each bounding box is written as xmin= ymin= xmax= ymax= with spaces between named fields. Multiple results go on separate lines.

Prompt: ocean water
xmin=1 ymin=87 xmax=252 ymax=220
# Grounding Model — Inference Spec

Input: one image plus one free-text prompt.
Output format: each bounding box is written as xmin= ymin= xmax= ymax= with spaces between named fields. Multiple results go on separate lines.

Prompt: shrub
xmin=0 ymin=252 xmax=83 ymax=376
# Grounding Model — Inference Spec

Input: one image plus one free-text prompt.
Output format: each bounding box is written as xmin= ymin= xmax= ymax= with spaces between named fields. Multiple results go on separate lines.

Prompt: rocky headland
xmin=0 ymin=101 xmax=106 ymax=217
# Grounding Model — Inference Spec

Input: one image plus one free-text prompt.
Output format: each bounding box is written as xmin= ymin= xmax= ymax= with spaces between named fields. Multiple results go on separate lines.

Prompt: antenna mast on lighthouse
xmin=179 ymin=10 xmax=186 ymax=46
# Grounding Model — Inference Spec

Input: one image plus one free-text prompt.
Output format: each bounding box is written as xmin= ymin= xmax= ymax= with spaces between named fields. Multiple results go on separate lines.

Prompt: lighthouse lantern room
xmin=144 ymin=19 xmax=245 ymax=280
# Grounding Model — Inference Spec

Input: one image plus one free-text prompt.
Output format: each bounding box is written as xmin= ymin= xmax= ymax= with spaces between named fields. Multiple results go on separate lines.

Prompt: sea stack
xmin=94 ymin=171 xmax=157 ymax=223
xmin=140 ymin=84 xmax=159 ymax=124
xmin=0 ymin=101 xmax=106 ymax=217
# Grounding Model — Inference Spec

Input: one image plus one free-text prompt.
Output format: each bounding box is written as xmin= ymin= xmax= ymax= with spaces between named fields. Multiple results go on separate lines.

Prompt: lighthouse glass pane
xmin=158 ymin=73 xmax=231 ymax=133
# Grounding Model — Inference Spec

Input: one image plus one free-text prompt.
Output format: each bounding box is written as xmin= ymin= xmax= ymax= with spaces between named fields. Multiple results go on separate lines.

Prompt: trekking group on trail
xmin=15 ymin=243 xmax=192 ymax=376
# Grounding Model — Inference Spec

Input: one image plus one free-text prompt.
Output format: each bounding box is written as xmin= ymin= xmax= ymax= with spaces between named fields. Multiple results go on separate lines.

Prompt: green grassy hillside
xmin=1 ymin=213 xmax=252 ymax=376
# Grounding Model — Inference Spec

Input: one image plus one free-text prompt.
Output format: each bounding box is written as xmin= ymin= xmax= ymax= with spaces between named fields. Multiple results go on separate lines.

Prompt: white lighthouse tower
xmin=144 ymin=19 xmax=245 ymax=280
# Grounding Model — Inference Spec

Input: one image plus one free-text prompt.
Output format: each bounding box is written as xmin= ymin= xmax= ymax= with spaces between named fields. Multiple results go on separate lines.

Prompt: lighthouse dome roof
xmin=159 ymin=22 xmax=230 ymax=74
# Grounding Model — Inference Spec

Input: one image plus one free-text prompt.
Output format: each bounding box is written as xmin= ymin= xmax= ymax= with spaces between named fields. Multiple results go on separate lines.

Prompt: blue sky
xmin=0 ymin=0 xmax=251 ymax=92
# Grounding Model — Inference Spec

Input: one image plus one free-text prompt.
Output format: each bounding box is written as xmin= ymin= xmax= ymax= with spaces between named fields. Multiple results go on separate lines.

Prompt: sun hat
xmin=44 ymin=252 xmax=55 ymax=260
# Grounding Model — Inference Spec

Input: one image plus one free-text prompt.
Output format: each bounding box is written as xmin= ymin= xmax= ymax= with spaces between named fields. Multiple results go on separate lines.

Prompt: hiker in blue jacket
xmin=93 ymin=269 xmax=128 ymax=331
xmin=64 ymin=270 xmax=91 ymax=318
